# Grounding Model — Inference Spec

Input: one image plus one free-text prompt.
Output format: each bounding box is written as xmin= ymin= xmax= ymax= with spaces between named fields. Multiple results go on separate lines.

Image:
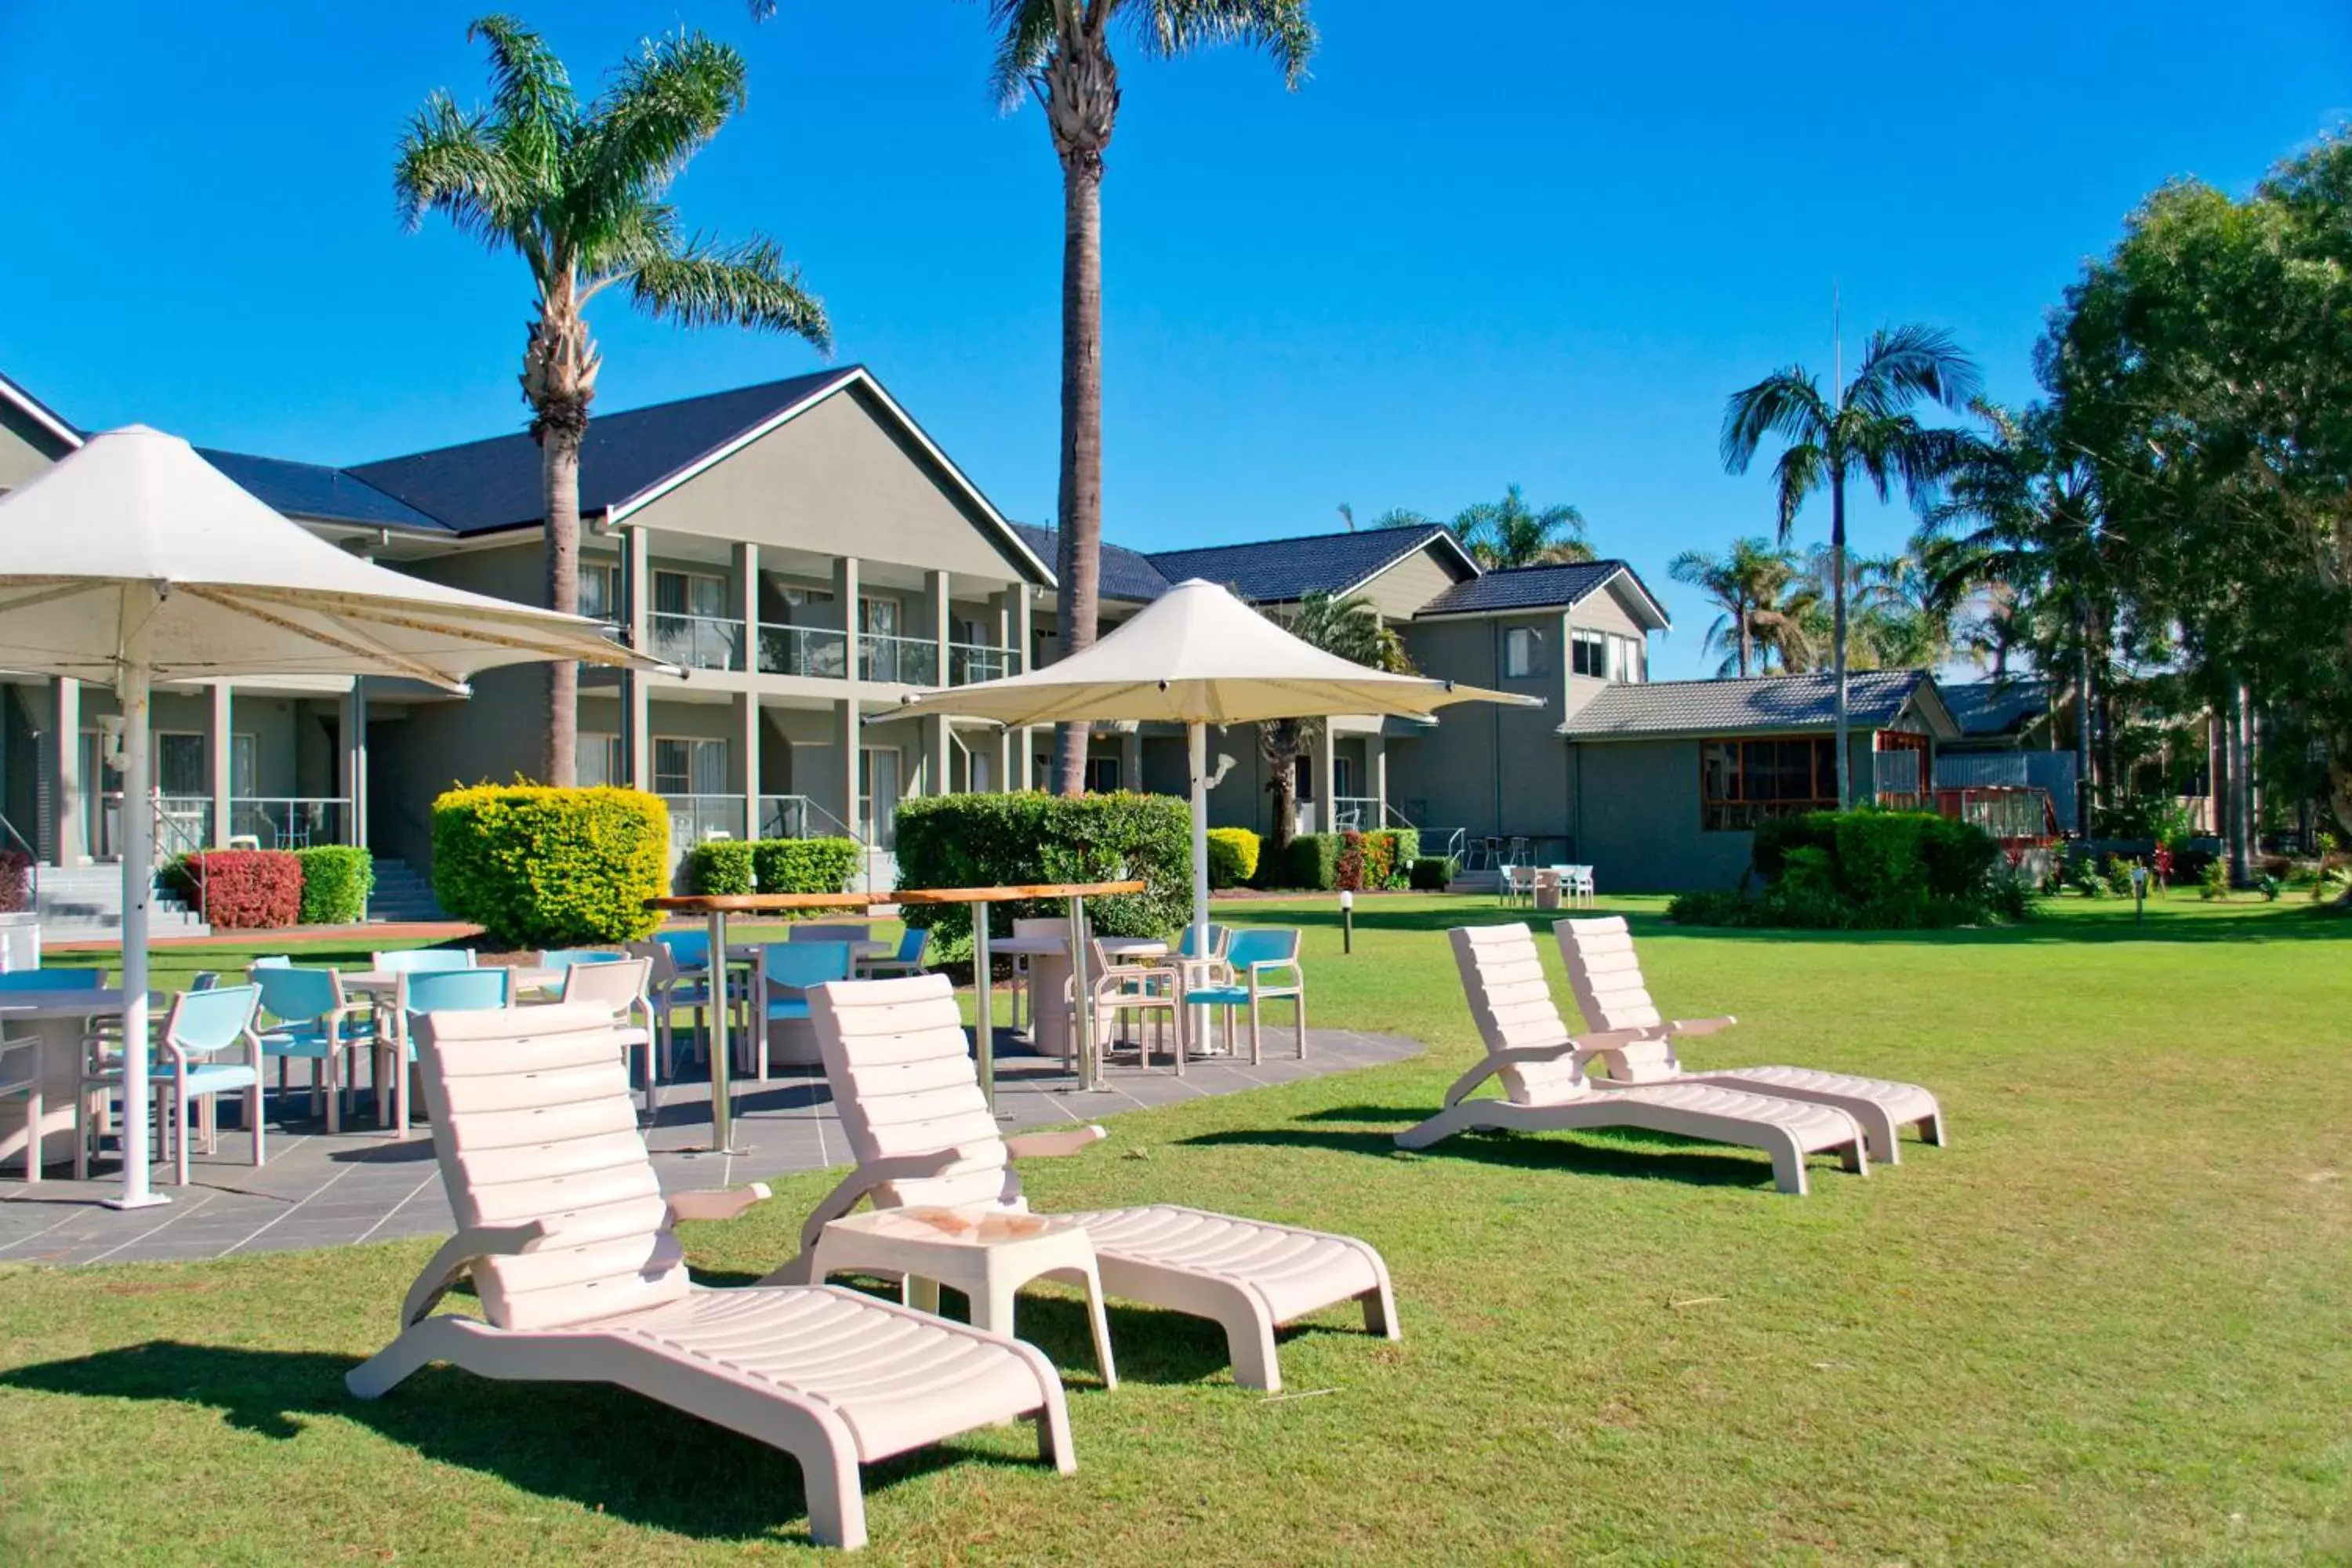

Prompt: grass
xmin=3 ymin=895 xmax=2347 ymax=1563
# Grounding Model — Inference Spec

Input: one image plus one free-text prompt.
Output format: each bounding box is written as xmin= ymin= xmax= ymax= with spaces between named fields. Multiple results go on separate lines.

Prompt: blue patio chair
xmin=379 ymin=967 xmax=511 ymax=1138
xmin=1174 ymin=923 xmax=1233 ymax=967
xmin=654 ymin=930 xmax=710 ymax=971
xmin=754 ymin=941 xmax=853 ymax=1074
xmin=1182 ymin=927 xmax=1306 ymax=1065
xmin=537 ymin=949 xmax=627 ymax=968
xmin=858 ymin=926 xmax=931 ymax=979
xmin=372 ymin=948 xmax=477 ymax=974
xmin=79 ymin=983 xmax=266 ymax=1185
xmin=0 ymin=967 xmax=105 ymax=992
xmin=252 ymin=964 xmax=375 ymax=1133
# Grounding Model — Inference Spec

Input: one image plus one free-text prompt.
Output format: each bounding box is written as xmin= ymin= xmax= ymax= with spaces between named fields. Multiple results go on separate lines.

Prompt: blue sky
xmin=2 ymin=2 xmax=2346 ymax=677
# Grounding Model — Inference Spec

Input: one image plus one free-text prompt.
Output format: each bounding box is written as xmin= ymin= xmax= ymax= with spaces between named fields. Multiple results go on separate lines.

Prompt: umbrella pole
xmin=107 ymin=586 xmax=165 ymax=1209
xmin=1189 ymin=722 xmax=1211 ymax=1053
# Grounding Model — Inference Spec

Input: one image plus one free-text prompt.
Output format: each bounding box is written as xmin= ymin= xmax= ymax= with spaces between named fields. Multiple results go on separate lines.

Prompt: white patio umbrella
xmin=881 ymin=577 xmax=1539 ymax=977
xmin=0 ymin=425 xmax=669 ymax=1209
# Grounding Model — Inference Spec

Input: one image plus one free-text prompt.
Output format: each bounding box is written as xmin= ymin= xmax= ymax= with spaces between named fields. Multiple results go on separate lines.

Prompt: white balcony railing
xmin=947 ymin=641 xmax=1021 ymax=685
xmin=660 ymin=793 xmax=746 ymax=851
xmin=758 ymin=793 xmax=861 ymax=842
xmin=858 ymin=632 xmax=938 ymax=687
xmin=650 ymin=612 xmax=745 ymax=672
xmin=757 ymin=623 xmax=850 ymax=680
xmin=232 ymin=797 xmax=348 ymax=850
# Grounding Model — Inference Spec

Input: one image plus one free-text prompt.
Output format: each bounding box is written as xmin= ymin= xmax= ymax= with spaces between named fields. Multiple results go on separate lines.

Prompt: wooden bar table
xmin=646 ymin=880 xmax=1146 ymax=1146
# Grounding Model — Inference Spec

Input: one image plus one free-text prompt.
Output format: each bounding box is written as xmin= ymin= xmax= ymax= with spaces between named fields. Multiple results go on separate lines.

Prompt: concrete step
xmin=1446 ymin=869 xmax=1505 ymax=894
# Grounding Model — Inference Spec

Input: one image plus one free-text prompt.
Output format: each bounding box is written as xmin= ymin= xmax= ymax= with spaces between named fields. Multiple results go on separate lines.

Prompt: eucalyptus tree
xmin=1667 ymin=535 xmax=1797 ymax=677
xmin=1256 ymin=590 xmax=1407 ymax=857
xmin=396 ymin=16 xmax=828 ymax=786
xmin=1720 ymin=326 xmax=1981 ymax=805
xmin=971 ymin=0 xmax=1316 ymax=794
xmin=1450 ymin=484 xmax=1592 ymax=569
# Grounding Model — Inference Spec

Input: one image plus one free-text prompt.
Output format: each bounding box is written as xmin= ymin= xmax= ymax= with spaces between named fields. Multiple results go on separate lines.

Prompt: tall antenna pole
xmin=1832 ymin=278 xmax=1842 ymax=394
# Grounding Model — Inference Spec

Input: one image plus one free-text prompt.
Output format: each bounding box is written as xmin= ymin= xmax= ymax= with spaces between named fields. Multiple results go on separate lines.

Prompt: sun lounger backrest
xmin=1449 ymin=924 xmax=1588 ymax=1105
xmin=413 ymin=1004 xmax=684 ymax=1332
xmin=809 ymin=975 xmax=1022 ymax=1212
xmin=1553 ymin=916 xmax=1681 ymax=1080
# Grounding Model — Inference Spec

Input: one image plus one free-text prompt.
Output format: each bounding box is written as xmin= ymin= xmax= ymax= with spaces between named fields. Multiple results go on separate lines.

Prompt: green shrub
xmin=686 ymin=840 xmax=755 ymax=896
xmin=295 ymin=846 xmax=373 ymax=925
xmin=431 ymin=785 xmax=670 ymax=948
xmin=1284 ymin=833 xmax=1339 ymax=891
xmin=1666 ymin=888 xmax=1760 ymax=926
xmin=2102 ymin=855 xmax=2137 ymax=898
xmin=1740 ymin=808 xmax=2009 ymax=928
xmin=754 ymin=837 xmax=862 ymax=897
xmin=1370 ymin=829 xmax=1420 ymax=888
xmin=892 ymin=791 xmax=1189 ymax=963
xmin=2199 ymin=858 xmax=2229 ymax=901
xmin=1408 ymin=854 xmax=1457 ymax=891
xmin=1205 ymin=827 xmax=1260 ymax=889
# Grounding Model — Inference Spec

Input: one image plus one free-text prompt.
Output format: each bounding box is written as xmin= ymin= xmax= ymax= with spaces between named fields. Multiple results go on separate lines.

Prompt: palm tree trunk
xmin=1051 ymin=155 xmax=1105 ymax=797
xmin=1266 ymin=724 xmax=1299 ymax=859
xmin=1736 ymin=593 xmax=1752 ymax=678
xmin=542 ymin=423 xmax=582 ymax=787
xmin=1830 ymin=472 xmax=1850 ymax=808
xmin=2074 ymin=601 xmax=2094 ymax=834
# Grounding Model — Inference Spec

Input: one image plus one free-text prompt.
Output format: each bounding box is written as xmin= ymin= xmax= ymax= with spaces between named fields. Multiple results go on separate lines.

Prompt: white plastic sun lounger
xmin=346 ymin=1004 xmax=1073 ymax=1552
xmin=1555 ymin=916 xmax=1946 ymax=1164
xmin=1394 ymin=924 xmax=1868 ymax=1195
xmin=770 ymin=975 xmax=1399 ymax=1392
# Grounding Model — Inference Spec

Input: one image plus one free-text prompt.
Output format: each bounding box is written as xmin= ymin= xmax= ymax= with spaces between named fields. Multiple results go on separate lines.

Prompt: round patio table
xmin=647 ymin=880 xmax=1148 ymax=1153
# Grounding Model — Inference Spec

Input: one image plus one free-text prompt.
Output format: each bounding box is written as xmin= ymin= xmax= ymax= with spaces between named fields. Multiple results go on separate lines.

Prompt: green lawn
xmin=4 ymin=895 xmax=2347 ymax=1563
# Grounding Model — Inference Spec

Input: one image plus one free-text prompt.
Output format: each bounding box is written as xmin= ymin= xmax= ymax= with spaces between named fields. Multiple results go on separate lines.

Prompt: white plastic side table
xmin=811 ymin=1206 xmax=1117 ymax=1388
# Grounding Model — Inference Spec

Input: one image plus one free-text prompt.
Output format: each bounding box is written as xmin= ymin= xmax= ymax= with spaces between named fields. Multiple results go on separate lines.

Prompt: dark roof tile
xmin=1011 ymin=522 xmax=1172 ymax=602
xmin=198 ymin=448 xmax=450 ymax=532
xmin=1144 ymin=523 xmax=1464 ymax=603
xmin=1559 ymin=670 xmax=1929 ymax=738
xmin=1417 ymin=558 xmax=1664 ymax=620
xmin=1939 ymin=677 xmax=2052 ymax=737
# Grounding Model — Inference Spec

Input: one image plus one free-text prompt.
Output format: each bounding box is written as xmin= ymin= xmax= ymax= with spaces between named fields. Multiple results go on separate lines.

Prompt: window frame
xmin=1697 ymin=734 xmax=1840 ymax=832
xmin=652 ymin=568 xmax=728 ymax=621
xmin=652 ymin=735 xmax=728 ymax=797
xmin=578 ymin=557 xmax=622 ymax=622
xmin=1503 ymin=626 xmax=1543 ymax=679
xmin=1570 ymin=627 xmax=1607 ymax=678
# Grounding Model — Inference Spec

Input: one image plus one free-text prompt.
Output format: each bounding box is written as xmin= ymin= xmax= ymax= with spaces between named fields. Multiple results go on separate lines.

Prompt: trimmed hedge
xmin=893 ymin=791 xmax=1189 ymax=963
xmin=685 ymin=837 xmax=862 ymax=899
xmin=431 ymin=785 xmax=670 ymax=948
xmin=1371 ymin=828 xmax=1419 ymax=887
xmin=183 ymin=850 xmax=303 ymax=930
xmin=295 ymin=846 xmax=373 ymax=925
xmin=1675 ymin=808 xmax=2012 ymax=929
xmin=1408 ymin=854 xmax=1457 ymax=891
xmin=1283 ymin=833 xmax=1341 ymax=891
xmin=1206 ymin=827 xmax=1261 ymax=889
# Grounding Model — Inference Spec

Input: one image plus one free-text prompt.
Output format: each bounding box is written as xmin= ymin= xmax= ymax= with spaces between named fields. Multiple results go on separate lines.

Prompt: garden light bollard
xmin=2132 ymin=861 xmax=2148 ymax=926
xmin=1341 ymin=888 xmax=1354 ymax=954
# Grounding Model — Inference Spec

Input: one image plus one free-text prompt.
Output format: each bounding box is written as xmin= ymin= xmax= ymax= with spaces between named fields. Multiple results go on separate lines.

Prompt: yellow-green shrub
xmin=431 ymin=785 xmax=670 ymax=947
xmin=1205 ymin=827 xmax=1260 ymax=889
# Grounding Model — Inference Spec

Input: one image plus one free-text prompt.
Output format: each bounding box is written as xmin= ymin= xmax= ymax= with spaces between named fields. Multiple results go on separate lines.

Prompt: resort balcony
xmin=948 ymin=641 xmax=1022 ymax=685
xmin=649 ymin=612 xmax=746 ymax=673
xmin=757 ymin=624 xmax=851 ymax=680
xmin=858 ymin=632 xmax=936 ymax=687
xmin=759 ymin=793 xmax=860 ymax=842
xmin=122 ymin=793 xmax=353 ymax=861
xmin=659 ymin=793 xmax=746 ymax=851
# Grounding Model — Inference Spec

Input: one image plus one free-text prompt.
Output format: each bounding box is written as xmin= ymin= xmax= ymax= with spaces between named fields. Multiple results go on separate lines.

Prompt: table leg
xmin=706 ymin=909 xmax=742 ymax=1155
xmin=973 ymin=901 xmax=996 ymax=1112
xmin=1069 ymin=896 xmax=1098 ymax=1092
xmin=906 ymin=1274 xmax=942 ymax=1315
xmin=1078 ymin=1256 xmax=1119 ymax=1389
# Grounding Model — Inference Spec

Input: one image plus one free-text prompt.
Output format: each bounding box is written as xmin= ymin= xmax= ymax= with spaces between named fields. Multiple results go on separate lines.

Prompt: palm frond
xmin=1128 ymin=0 xmax=1317 ymax=87
xmin=1720 ymin=368 xmax=1831 ymax=473
xmin=1846 ymin=323 xmax=1983 ymax=419
xmin=582 ymin=29 xmax=747 ymax=202
xmin=393 ymin=93 xmax=528 ymax=246
xmin=1769 ymin=442 xmax=1828 ymax=540
xmin=626 ymin=234 xmax=832 ymax=350
xmin=464 ymin=15 xmax=575 ymax=191
xmin=975 ymin=0 xmax=1061 ymax=111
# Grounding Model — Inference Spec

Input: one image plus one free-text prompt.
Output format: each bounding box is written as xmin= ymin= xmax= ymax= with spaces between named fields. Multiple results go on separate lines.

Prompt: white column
xmin=1370 ymin=732 xmax=1388 ymax=826
xmin=833 ymin=556 xmax=862 ymax=684
xmin=736 ymin=691 xmax=761 ymax=840
xmin=1009 ymin=585 xmax=1034 ymax=789
xmin=735 ymin=540 xmax=760 ymax=677
xmin=50 ymin=676 xmax=82 ymax=866
xmin=339 ymin=681 xmax=367 ymax=848
xmin=926 ymin=568 xmax=952 ymax=687
xmin=625 ymin=526 xmax=652 ymax=789
xmin=208 ymin=681 xmax=233 ymax=848
xmin=1120 ymin=727 xmax=1142 ymax=794
xmin=1316 ymin=724 xmax=1339 ymax=837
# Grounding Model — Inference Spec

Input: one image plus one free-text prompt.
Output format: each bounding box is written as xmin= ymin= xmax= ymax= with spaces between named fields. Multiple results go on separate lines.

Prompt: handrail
xmin=756 ymin=622 xmax=849 ymax=679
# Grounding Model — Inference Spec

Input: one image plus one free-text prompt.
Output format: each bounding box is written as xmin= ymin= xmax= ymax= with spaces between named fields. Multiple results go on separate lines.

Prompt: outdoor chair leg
xmin=1294 ymin=994 xmax=1308 ymax=1058
xmin=1248 ymin=994 xmax=1264 ymax=1067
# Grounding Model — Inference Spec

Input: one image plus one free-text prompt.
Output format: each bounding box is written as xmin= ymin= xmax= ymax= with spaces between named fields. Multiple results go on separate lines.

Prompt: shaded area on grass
xmin=1181 ymin=1117 xmax=1828 ymax=1192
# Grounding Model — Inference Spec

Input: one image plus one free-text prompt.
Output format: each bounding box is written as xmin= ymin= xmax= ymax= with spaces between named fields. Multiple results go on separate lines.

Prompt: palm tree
xmin=1256 ymin=590 xmax=1407 ymax=858
xmin=971 ymin=1 xmax=1316 ymax=795
xmin=1667 ymin=536 xmax=1796 ymax=677
xmin=1450 ymin=485 xmax=1592 ymax=569
xmin=396 ymin=17 xmax=828 ymax=786
xmin=1720 ymin=325 xmax=1980 ymax=806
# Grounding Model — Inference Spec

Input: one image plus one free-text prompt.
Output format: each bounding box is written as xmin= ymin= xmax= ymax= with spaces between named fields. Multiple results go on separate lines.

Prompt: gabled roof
xmin=347 ymin=368 xmax=857 ymax=535
xmin=1415 ymin=558 xmax=1671 ymax=629
xmin=0 ymin=368 xmax=83 ymax=452
xmin=198 ymin=448 xmax=450 ymax=533
xmin=1144 ymin=522 xmax=1472 ymax=604
xmin=1011 ymin=522 xmax=1174 ymax=603
xmin=1939 ymin=677 xmax=2052 ymax=738
xmin=1559 ymin=670 xmax=1955 ymax=741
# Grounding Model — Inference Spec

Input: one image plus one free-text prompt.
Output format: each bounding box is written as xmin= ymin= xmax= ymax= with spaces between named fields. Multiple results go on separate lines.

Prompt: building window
xmin=1612 ymin=633 xmax=1645 ymax=683
xmin=1083 ymin=757 xmax=1121 ymax=793
xmin=653 ymin=569 xmax=728 ymax=621
xmin=577 ymin=734 xmax=624 ymax=788
xmin=1571 ymin=628 xmax=1607 ymax=677
xmin=579 ymin=559 xmax=621 ymax=622
xmin=1699 ymin=735 xmax=1838 ymax=831
xmin=155 ymin=733 xmax=206 ymax=797
xmin=1504 ymin=627 xmax=1542 ymax=678
xmin=653 ymin=736 xmax=727 ymax=797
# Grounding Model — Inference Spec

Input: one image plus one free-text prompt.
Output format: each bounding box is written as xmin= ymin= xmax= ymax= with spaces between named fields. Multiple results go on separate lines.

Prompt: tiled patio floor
xmin=0 ymin=1026 xmax=1422 ymax=1266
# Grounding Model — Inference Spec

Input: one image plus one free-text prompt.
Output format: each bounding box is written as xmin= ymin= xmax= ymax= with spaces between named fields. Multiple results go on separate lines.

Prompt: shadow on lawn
xmin=1181 ymin=1113 xmax=1808 ymax=1192
xmin=1239 ymin=901 xmax=2352 ymax=947
xmin=0 ymin=1340 xmax=1047 ymax=1547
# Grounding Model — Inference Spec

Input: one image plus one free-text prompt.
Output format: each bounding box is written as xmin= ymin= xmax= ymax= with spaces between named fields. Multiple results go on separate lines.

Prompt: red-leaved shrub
xmin=182 ymin=850 xmax=303 ymax=930
xmin=0 ymin=849 xmax=30 ymax=913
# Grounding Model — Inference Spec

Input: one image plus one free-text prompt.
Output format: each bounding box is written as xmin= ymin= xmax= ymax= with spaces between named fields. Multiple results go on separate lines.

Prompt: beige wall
xmin=1353 ymin=542 xmax=1472 ymax=619
xmin=628 ymin=385 xmax=1036 ymax=584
